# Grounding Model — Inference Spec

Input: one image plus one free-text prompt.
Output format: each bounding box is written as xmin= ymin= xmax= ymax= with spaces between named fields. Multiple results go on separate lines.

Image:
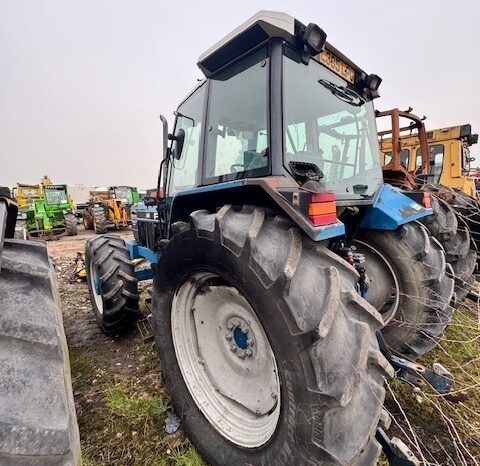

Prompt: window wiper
xmin=318 ymin=79 xmax=365 ymax=107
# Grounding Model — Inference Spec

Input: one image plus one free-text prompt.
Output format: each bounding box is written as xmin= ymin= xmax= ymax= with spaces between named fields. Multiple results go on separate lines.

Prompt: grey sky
xmin=1 ymin=0 xmax=479 ymax=189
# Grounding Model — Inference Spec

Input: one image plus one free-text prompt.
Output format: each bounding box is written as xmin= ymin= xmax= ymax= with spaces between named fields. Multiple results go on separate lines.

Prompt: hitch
xmin=376 ymin=331 xmax=454 ymax=394
xmin=377 ymin=428 xmax=420 ymax=466
xmin=390 ymin=356 xmax=454 ymax=394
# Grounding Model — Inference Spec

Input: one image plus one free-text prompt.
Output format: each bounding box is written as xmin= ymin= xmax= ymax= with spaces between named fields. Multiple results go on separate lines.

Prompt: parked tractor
xmin=82 ymin=185 xmax=140 ymax=234
xmin=0 ymin=187 xmax=81 ymax=464
xmin=377 ymin=109 xmax=478 ymax=300
xmin=85 ymin=11 xmax=455 ymax=465
xmin=13 ymin=180 xmax=77 ymax=239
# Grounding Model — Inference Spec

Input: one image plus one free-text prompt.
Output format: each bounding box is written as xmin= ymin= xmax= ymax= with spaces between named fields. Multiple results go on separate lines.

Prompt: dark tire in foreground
xmin=64 ymin=213 xmax=78 ymax=236
xmin=354 ymin=221 xmax=455 ymax=360
xmin=152 ymin=205 xmax=393 ymax=466
xmin=85 ymin=235 xmax=139 ymax=333
xmin=0 ymin=239 xmax=81 ymax=465
xmin=93 ymin=207 xmax=108 ymax=234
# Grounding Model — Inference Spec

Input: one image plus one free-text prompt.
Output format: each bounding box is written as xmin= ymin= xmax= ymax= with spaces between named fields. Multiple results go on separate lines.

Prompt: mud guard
xmin=360 ymin=184 xmax=432 ymax=231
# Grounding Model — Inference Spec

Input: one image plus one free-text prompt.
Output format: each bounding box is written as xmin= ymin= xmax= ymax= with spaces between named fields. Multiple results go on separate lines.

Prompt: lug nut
xmin=242 ymin=327 xmax=249 ymax=334
xmin=230 ymin=344 xmax=237 ymax=352
xmin=226 ymin=323 xmax=234 ymax=330
xmin=245 ymin=349 xmax=253 ymax=357
xmin=225 ymin=333 xmax=232 ymax=340
xmin=237 ymin=350 xmax=246 ymax=359
xmin=233 ymin=320 xmax=240 ymax=327
xmin=271 ymin=392 xmax=277 ymax=399
xmin=247 ymin=339 xmax=254 ymax=346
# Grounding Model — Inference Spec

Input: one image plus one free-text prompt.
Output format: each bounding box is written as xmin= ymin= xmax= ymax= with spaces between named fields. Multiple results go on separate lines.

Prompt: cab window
xmin=169 ymin=83 xmax=206 ymax=195
xmin=204 ymin=49 xmax=269 ymax=182
xmin=416 ymin=144 xmax=444 ymax=183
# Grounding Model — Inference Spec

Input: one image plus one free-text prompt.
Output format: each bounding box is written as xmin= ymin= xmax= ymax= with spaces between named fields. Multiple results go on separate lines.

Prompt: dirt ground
xmin=48 ymin=227 xmax=480 ymax=466
xmin=48 ymin=227 xmax=204 ymax=466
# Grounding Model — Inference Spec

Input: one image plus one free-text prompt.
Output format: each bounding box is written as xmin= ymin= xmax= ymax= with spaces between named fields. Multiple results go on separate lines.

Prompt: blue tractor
xmin=86 ymin=11 xmax=454 ymax=466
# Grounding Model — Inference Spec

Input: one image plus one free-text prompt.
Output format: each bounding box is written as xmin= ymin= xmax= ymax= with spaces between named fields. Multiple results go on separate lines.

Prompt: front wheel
xmin=64 ymin=212 xmax=78 ymax=236
xmin=93 ymin=207 xmax=107 ymax=234
xmin=152 ymin=206 xmax=392 ymax=466
xmin=85 ymin=235 xmax=140 ymax=333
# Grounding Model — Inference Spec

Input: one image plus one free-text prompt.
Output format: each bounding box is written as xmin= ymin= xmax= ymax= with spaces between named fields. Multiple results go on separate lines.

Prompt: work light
xmin=302 ymin=23 xmax=327 ymax=54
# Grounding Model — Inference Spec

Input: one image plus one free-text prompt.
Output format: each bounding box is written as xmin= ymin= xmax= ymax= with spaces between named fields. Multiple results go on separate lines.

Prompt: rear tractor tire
xmin=64 ymin=212 xmax=78 ymax=236
xmin=93 ymin=207 xmax=108 ymax=234
xmin=85 ymin=234 xmax=140 ymax=333
xmin=152 ymin=205 xmax=393 ymax=466
xmin=0 ymin=239 xmax=81 ymax=465
xmin=419 ymin=194 xmax=476 ymax=302
xmin=354 ymin=221 xmax=455 ymax=360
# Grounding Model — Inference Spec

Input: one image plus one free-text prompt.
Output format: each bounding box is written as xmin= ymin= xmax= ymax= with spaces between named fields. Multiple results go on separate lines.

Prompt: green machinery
xmin=15 ymin=181 xmax=77 ymax=239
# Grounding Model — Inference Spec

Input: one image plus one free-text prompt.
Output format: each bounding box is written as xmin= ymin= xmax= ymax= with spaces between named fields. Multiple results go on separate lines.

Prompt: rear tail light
xmin=422 ymin=192 xmax=431 ymax=209
xmin=308 ymin=191 xmax=337 ymax=225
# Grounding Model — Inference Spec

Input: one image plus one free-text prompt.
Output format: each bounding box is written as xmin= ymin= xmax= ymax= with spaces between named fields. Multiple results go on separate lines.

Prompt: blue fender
xmin=360 ymin=184 xmax=432 ymax=231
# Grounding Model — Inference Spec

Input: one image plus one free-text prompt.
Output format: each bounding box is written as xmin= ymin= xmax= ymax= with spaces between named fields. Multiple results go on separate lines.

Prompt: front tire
xmin=85 ymin=235 xmax=140 ymax=333
xmin=354 ymin=222 xmax=455 ymax=360
xmin=93 ymin=207 xmax=108 ymax=234
xmin=64 ymin=212 xmax=78 ymax=236
xmin=152 ymin=206 xmax=392 ymax=466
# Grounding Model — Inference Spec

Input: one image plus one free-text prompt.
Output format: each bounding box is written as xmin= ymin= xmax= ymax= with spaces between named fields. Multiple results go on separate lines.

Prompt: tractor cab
xmin=110 ymin=186 xmax=140 ymax=206
xmin=43 ymin=184 xmax=70 ymax=207
xmin=158 ymin=11 xmax=428 ymax=243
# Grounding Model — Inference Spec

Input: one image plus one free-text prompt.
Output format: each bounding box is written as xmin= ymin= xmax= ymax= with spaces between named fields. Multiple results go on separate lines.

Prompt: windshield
xmin=283 ymin=49 xmax=382 ymax=197
xmin=44 ymin=187 xmax=68 ymax=205
xmin=114 ymin=187 xmax=133 ymax=204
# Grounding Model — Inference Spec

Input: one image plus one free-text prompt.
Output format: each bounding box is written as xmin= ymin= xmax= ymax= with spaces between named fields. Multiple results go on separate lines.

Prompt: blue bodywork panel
xmin=313 ymin=221 xmax=345 ymax=241
xmin=125 ymin=240 xmax=159 ymax=281
xmin=360 ymin=184 xmax=432 ymax=231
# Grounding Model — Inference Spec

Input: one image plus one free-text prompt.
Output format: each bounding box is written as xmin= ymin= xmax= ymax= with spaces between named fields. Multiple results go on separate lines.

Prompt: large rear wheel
xmin=152 ymin=206 xmax=392 ymax=466
xmin=354 ymin=221 xmax=455 ymax=360
xmin=0 ymin=239 xmax=81 ymax=465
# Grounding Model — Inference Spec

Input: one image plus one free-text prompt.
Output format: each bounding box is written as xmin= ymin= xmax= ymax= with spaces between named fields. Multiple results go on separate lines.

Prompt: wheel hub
xmin=226 ymin=318 xmax=255 ymax=358
xmin=171 ymin=272 xmax=281 ymax=448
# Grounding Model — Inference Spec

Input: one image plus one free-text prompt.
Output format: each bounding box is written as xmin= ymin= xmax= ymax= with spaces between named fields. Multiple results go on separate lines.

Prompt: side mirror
xmin=170 ymin=129 xmax=186 ymax=160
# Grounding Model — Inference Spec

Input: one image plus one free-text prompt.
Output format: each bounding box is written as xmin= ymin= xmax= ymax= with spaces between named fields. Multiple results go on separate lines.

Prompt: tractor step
xmin=136 ymin=313 xmax=154 ymax=343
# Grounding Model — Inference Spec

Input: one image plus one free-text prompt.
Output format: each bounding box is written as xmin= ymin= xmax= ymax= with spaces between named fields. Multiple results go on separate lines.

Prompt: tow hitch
xmin=377 ymin=428 xmax=420 ymax=466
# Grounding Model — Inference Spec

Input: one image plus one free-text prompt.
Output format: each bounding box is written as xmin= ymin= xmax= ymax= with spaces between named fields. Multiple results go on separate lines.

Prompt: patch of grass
xmin=69 ymin=350 xmax=95 ymax=381
xmin=169 ymin=447 xmax=206 ymax=466
xmin=105 ymin=385 xmax=169 ymax=422
xmin=387 ymin=304 xmax=480 ymax=463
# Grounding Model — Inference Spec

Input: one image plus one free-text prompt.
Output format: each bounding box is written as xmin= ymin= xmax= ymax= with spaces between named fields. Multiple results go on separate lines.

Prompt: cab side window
xmin=204 ymin=49 xmax=269 ymax=182
xmin=169 ymin=84 xmax=206 ymax=195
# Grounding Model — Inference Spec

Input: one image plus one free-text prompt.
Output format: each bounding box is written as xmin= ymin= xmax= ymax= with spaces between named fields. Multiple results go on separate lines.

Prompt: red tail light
xmin=422 ymin=192 xmax=431 ymax=209
xmin=308 ymin=191 xmax=337 ymax=225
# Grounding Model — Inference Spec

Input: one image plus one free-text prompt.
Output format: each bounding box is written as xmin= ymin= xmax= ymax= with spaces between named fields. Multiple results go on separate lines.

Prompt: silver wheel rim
xmin=171 ymin=271 xmax=280 ymax=448
xmin=354 ymin=240 xmax=400 ymax=324
xmin=89 ymin=260 xmax=104 ymax=314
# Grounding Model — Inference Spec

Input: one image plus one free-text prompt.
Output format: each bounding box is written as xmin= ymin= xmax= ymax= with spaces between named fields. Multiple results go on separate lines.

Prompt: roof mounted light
xmin=301 ymin=23 xmax=327 ymax=55
xmin=366 ymin=74 xmax=382 ymax=92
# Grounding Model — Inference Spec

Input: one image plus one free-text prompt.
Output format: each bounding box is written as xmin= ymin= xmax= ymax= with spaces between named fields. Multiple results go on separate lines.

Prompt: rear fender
xmin=359 ymin=183 xmax=432 ymax=231
xmin=168 ymin=177 xmax=345 ymax=242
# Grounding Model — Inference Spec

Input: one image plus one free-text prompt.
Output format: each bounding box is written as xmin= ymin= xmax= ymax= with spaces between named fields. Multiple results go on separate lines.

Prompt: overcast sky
xmin=1 ymin=0 xmax=479 ymax=189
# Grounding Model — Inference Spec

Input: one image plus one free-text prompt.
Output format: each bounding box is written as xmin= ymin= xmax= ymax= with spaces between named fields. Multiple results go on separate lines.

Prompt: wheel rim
xmin=353 ymin=240 xmax=400 ymax=324
xmin=171 ymin=271 xmax=281 ymax=448
xmin=89 ymin=261 xmax=104 ymax=314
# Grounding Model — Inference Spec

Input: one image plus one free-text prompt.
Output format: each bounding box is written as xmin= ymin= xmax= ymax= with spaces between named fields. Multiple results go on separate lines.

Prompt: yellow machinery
xmin=13 ymin=184 xmax=43 ymax=207
xmin=82 ymin=187 xmax=131 ymax=234
xmin=379 ymin=123 xmax=478 ymax=197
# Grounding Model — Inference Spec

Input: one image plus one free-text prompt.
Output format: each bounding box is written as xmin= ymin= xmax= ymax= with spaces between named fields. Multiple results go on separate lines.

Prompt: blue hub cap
xmin=233 ymin=327 xmax=249 ymax=350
